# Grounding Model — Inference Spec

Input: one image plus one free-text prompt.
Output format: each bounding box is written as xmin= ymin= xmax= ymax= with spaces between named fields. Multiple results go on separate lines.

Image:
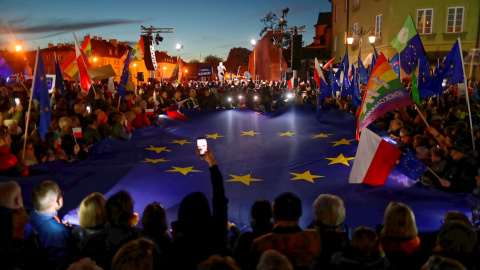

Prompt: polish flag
xmin=288 ymin=77 xmax=294 ymax=90
xmin=73 ymin=33 xmax=92 ymax=91
xmin=349 ymin=128 xmax=402 ymax=186
xmin=145 ymin=109 xmax=154 ymax=115
xmin=72 ymin=127 xmax=83 ymax=138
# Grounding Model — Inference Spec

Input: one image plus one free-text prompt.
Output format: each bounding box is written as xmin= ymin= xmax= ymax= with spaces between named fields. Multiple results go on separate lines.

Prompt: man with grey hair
xmin=29 ymin=180 xmax=75 ymax=268
xmin=58 ymin=117 xmax=73 ymax=138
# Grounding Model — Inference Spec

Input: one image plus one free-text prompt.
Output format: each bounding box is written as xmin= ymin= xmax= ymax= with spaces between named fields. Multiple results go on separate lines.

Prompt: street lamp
xmin=347 ymin=27 xmax=375 ymax=59
xmin=15 ymin=44 xmax=22 ymax=52
xmin=251 ymin=39 xmax=256 ymax=82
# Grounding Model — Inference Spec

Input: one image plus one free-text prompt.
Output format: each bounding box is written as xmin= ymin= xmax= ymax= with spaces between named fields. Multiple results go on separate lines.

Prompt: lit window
xmin=417 ymin=9 xmax=433 ymax=34
xmin=375 ymin=14 xmax=383 ymax=38
xmin=447 ymin=7 xmax=464 ymax=33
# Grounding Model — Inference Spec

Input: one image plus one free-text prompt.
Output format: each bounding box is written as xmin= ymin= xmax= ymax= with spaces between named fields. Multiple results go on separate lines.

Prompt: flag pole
xmin=22 ymin=47 xmax=39 ymax=160
xmin=458 ymin=38 xmax=475 ymax=150
xmin=414 ymin=104 xmax=429 ymax=127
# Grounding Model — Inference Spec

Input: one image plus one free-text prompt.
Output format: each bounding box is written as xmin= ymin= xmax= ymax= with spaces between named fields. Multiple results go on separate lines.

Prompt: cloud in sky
xmin=0 ymin=18 xmax=143 ymax=35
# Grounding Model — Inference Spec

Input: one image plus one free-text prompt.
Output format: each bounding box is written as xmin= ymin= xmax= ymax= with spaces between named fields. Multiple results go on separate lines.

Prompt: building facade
xmin=330 ymin=0 xmax=480 ymax=78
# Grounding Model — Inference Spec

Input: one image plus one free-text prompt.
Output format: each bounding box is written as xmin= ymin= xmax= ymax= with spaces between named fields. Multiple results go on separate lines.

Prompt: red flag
xmin=349 ymin=128 xmax=402 ymax=186
xmin=323 ymin=56 xmax=336 ymax=70
xmin=145 ymin=109 xmax=154 ymax=115
xmin=288 ymin=77 xmax=294 ymax=90
xmin=72 ymin=127 xmax=83 ymax=138
xmin=73 ymin=33 xmax=92 ymax=90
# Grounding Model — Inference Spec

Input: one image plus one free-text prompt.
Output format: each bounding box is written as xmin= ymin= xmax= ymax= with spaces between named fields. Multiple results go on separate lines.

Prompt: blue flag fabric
xmin=358 ymin=57 xmax=368 ymax=85
xmin=368 ymin=51 xmax=378 ymax=78
xmin=319 ymin=74 xmax=331 ymax=101
xmin=421 ymin=40 xmax=464 ymax=98
xmin=4 ymin=105 xmax=477 ymax=236
xmin=118 ymin=53 xmax=131 ymax=101
xmin=373 ymin=45 xmax=379 ymax=59
xmin=329 ymin=66 xmax=340 ymax=96
xmin=473 ymin=82 xmax=479 ymax=103
xmin=54 ymin=57 xmax=66 ymax=97
xmin=351 ymin=70 xmax=362 ymax=107
xmin=399 ymin=34 xmax=426 ymax=75
xmin=394 ymin=151 xmax=427 ymax=180
xmin=0 ymin=52 xmax=14 ymax=79
xmin=389 ymin=53 xmax=401 ymax=79
xmin=32 ymin=49 xmax=51 ymax=139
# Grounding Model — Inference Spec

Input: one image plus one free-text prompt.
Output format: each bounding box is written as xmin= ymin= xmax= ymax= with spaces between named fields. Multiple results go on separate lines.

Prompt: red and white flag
xmin=145 ymin=109 xmax=154 ymax=115
xmin=349 ymin=128 xmax=402 ymax=186
xmin=288 ymin=77 xmax=294 ymax=90
xmin=72 ymin=127 xmax=83 ymax=138
xmin=73 ymin=33 xmax=92 ymax=91
xmin=300 ymin=81 xmax=305 ymax=87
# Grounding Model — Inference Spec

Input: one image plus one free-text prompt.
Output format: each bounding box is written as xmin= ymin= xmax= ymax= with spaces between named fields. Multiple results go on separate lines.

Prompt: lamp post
xmin=251 ymin=39 xmax=256 ymax=83
xmin=346 ymin=27 xmax=375 ymax=59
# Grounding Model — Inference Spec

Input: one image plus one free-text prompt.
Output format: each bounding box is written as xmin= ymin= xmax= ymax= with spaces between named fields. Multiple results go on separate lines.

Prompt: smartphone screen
xmin=86 ymin=106 xmax=91 ymax=114
xmin=15 ymin=98 xmax=20 ymax=106
xmin=197 ymin=137 xmax=207 ymax=156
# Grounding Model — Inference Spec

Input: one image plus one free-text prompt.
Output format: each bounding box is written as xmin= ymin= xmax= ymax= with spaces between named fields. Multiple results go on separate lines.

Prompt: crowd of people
xmin=1 ymin=148 xmax=480 ymax=269
xmin=0 ymin=76 xmax=480 ymax=269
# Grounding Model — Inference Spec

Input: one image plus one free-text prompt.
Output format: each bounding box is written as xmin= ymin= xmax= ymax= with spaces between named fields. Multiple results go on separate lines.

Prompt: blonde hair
xmin=111 ymin=238 xmax=154 ymax=270
xmin=79 ymin=192 xmax=107 ymax=229
xmin=381 ymin=202 xmax=418 ymax=240
xmin=32 ymin=181 xmax=61 ymax=211
xmin=312 ymin=194 xmax=346 ymax=226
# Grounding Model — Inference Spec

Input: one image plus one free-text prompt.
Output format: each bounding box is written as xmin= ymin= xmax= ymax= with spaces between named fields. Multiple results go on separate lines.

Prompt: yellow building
xmin=329 ymin=0 xmax=480 ymax=78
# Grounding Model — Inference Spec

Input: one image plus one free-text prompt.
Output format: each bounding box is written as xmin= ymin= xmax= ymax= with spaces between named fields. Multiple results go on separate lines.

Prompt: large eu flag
xmin=32 ymin=49 xmax=51 ymax=139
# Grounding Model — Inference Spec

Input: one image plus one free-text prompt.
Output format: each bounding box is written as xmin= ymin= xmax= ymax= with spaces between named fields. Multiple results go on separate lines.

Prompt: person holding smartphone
xmin=170 ymin=145 xmax=228 ymax=269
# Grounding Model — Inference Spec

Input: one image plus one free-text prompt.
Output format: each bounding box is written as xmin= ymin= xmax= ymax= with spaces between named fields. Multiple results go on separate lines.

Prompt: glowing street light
xmin=15 ymin=44 xmax=22 ymax=52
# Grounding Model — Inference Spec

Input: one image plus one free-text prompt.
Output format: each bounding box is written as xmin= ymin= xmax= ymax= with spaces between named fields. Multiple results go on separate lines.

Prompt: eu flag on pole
xmin=329 ymin=66 xmax=340 ymax=95
xmin=118 ymin=51 xmax=131 ymax=101
xmin=54 ymin=55 xmax=66 ymax=96
xmin=395 ymin=150 xmax=427 ymax=180
xmin=421 ymin=39 xmax=464 ymax=98
xmin=32 ymin=48 xmax=51 ymax=139
xmin=389 ymin=53 xmax=401 ymax=79
xmin=358 ymin=57 xmax=368 ymax=84
xmin=391 ymin=14 xmax=426 ymax=75
xmin=351 ymin=69 xmax=362 ymax=107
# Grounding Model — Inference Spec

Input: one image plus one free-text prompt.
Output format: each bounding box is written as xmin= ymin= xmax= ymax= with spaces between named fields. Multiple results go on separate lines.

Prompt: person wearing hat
xmin=252 ymin=192 xmax=321 ymax=269
xmin=438 ymin=143 xmax=477 ymax=192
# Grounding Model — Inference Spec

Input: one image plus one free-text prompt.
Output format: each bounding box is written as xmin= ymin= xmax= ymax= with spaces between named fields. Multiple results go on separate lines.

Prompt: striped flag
xmin=130 ymin=37 xmax=145 ymax=62
xmin=72 ymin=127 xmax=83 ymax=138
xmin=73 ymin=33 xmax=92 ymax=91
xmin=61 ymin=35 xmax=92 ymax=79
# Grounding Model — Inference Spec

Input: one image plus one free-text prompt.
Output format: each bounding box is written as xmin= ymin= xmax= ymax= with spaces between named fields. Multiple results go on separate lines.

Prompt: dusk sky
xmin=0 ymin=0 xmax=330 ymax=62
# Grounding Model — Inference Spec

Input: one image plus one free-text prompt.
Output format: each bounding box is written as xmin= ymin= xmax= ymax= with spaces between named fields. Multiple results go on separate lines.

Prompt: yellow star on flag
xmin=330 ymin=138 xmax=355 ymax=146
xmin=278 ymin=131 xmax=296 ymax=137
xmin=45 ymin=107 xmax=49 ymax=111
xmin=289 ymin=170 xmax=324 ymax=183
xmin=325 ymin=154 xmax=355 ymax=166
xmin=205 ymin=133 xmax=224 ymax=139
xmin=312 ymin=133 xmax=332 ymax=139
xmin=143 ymin=158 xmax=168 ymax=163
xmin=40 ymin=76 xmax=44 ymax=81
xmin=226 ymin=174 xmax=262 ymax=186
xmin=241 ymin=130 xmax=260 ymax=136
xmin=145 ymin=146 xmax=171 ymax=153
xmin=170 ymin=140 xmax=192 ymax=145
xmin=166 ymin=166 xmax=202 ymax=175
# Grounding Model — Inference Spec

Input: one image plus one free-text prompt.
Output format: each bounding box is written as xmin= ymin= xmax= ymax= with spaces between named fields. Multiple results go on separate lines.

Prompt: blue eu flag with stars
xmin=118 ymin=51 xmax=131 ymax=101
xmin=399 ymin=34 xmax=426 ymax=75
xmin=395 ymin=151 xmax=427 ymax=180
xmin=32 ymin=49 xmax=51 ymax=139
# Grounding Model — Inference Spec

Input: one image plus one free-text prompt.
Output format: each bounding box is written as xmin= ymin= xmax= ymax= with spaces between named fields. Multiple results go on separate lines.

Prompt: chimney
xmin=99 ymin=37 xmax=102 ymax=41
xmin=48 ymin=43 xmax=53 ymax=48
xmin=93 ymin=36 xmax=97 ymax=40
xmin=57 ymin=43 xmax=63 ymax=48
xmin=109 ymin=39 xmax=118 ymax=47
